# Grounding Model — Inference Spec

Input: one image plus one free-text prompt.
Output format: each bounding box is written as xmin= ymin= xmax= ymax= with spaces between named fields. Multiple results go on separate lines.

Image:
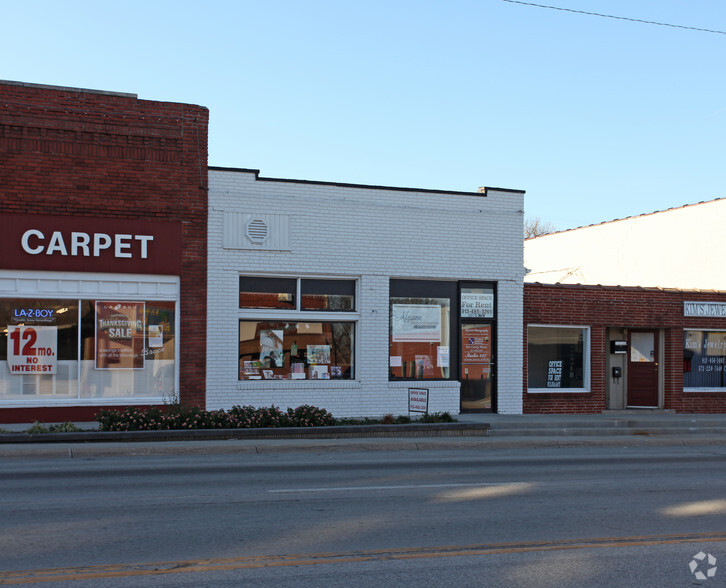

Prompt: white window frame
xmin=527 ymin=324 xmax=591 ymax=394
xmin=237 ymin=274 xmax=360 ymax=382
xmin=0 ymin=270 xmax=179 ymax=407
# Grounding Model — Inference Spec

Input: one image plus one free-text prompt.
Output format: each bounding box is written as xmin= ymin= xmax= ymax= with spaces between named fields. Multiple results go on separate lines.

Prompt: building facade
xmin=524 ymin=283 xmax=726 ymax=413
xmin=207 ymin=168 xmax=526 ymax=417
xmin=0 ymin=81 xmax=208 ymax=423
xmin=524 ymin=199 xmax=726 ymax=290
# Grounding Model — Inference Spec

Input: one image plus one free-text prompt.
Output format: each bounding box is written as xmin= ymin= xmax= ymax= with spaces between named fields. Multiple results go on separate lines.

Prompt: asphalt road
xmin=1 ymin=445 xmax=726 ymax=587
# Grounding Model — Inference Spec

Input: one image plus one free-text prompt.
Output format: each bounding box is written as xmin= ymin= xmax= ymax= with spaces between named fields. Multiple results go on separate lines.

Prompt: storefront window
xmin=240 ymin=277 xmax=296 ymax=310
xmin=527 ymin=325 xmax=588 ymax=392
xmin=0 ymin=298 xmax=175 ymax=402
xmin=389 ymin=280 xmax=455 ymax=380
xmin=301 ymin=279 xmax=355 ymax=311
xmin=684 ymin=330 xmax=726 ymax=390
xmin=240 ymin=277 xmax=355 ymax=312
xmin=239 ymin=321 xmax=354 ymax=380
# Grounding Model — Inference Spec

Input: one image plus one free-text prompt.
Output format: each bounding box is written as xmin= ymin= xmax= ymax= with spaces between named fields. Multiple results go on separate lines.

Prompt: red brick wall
xmin=0 ymin=81 xmax=209 ymax=421
xmin=524 ymin=283 xmax=726 ymax=414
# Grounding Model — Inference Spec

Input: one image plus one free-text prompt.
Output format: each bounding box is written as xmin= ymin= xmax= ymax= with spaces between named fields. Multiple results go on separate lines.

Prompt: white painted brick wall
xmin=207 ymin=170 xmax=525 ymax=416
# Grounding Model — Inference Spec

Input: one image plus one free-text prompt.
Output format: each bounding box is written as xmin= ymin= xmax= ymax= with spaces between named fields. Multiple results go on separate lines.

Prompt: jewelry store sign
xmin=684 ymin=301 xmax=726 ymax=318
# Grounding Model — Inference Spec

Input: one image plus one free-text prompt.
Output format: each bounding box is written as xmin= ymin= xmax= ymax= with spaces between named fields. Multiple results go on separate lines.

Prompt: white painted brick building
xmin=207 ymin=168 xmax=525 ymax=417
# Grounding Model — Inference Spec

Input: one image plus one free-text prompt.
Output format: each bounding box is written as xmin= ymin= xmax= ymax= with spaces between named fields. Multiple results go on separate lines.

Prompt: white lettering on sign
xmin=21 ymin=230 xmax=154 ymax=259
xmin=684 ymin=301 xmax=726 ymax=318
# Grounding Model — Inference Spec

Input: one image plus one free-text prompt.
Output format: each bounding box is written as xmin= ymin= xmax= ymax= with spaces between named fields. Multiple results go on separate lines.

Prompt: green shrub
xmin=94 ymin=405 xmax=456 ymax=431
xmin=25 ymin=421 xmax=83 ymax=434
xmin=287 ymin=405 xmax=335 ymax=427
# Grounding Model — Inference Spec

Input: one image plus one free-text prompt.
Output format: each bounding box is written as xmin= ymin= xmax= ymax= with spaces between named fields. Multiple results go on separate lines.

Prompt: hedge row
xmin=95 ymin=404 xmax=335 ymax=431
xmin=94 ymin=404 xmax=456 ymax=431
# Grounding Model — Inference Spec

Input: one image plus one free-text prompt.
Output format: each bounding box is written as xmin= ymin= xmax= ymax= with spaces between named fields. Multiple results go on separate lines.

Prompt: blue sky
xmin=3 ymin=0 xmax=724 ymax=230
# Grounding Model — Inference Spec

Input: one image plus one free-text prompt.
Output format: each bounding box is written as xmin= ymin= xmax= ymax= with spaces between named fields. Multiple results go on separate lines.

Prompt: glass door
xmin=460 ymin=322 xmax=494 ymax=411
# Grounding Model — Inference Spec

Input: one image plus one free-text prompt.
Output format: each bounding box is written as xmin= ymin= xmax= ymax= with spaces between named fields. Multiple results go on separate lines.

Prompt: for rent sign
xmin=409 ymin=387 xmax=429 ymax=414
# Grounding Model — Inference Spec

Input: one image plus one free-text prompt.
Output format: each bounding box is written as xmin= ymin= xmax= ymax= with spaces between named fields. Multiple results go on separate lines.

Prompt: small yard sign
xmin=409 ymin=387 xmax=429 ymax=414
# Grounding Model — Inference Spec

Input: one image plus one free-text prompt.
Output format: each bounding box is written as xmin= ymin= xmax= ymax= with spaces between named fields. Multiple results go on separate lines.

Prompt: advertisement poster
xmin=148 ymin=325 xmax=164 ymax=348
xmin=6 ymin=325 xmax=57 ymax=375
xmin=437 ymin=346 xmax=450 ymax=368
xmin=461 ymin=292 xmax=494 ymax=318
xmin=307 ymin=345 xmax=331 ymax=365
xmin=461 ymin=325 xmax=492 ymax=363
xmin=260 ymin=330 xmax=284 ymax=367
xmin=391 ymin=304 xmax=441 ymax=342
xmin=95 ymin=301 xmax=145 ymax=370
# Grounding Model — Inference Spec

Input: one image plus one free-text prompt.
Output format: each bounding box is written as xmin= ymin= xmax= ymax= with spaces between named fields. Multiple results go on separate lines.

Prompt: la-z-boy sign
xmin=0 ymin=214 xmax=181 ymax=275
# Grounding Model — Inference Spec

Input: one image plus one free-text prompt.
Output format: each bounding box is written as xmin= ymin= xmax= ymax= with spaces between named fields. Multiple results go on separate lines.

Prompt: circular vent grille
xmin=246 ymin=218 xmax=269 ymax=244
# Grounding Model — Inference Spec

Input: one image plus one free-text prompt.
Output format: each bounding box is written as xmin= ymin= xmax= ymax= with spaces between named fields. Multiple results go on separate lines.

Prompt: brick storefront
xmin=0 ymin=81 xmax=208 ymax=422
xmin=524 ymin=283 xmax=726 ymax=414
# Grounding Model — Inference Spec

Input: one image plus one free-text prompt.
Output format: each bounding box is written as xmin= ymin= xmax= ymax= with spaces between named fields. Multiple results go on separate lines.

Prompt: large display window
xmin=684 ymin=330 xmax=726 ymax=391
xmin=389 ymin=280 xmax=456 ymax=380
xmin=239 ymin=321 xmax=353 ymax=380
xmin=527 ymin=325 xmax=589 ymax=392
xmin=238 ymin=276 xmax=358 ymax=381
xmin=0 ymin=298 xmax=176 ymax=403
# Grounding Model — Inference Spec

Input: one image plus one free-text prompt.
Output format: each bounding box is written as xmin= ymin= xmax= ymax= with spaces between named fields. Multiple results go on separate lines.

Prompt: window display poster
xmin=7 ymin=325 xmax=57 ymax=374
xmin=437 ymin=346 xmax=450 ymax=367
xmin=260 ymin=329 xmax=284 ymax=367
xmin=461 ymin=325 xmax=491 ymax=363
xmin=310 ymin=365 xmax=330 ymax=379
xmin=415 ymin=354 xmax=434 ymax=378
xmin=391 ymin=304 xmax=441 ymax=342
xmin=95 ymin=301 xmax=145 ymax=370
xmin=291 ymin=362 xmax=305 ymax=379
xmin=148 ymin=325 xmax=164 ymax=348
xmin=307 ymin=344 xmax=331 ymax=365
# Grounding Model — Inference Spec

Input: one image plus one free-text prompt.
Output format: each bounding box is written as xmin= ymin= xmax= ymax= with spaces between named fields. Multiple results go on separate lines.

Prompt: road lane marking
xmin=268 ymin=482 xmax=532 ymax=493
xmin=2 ymin=533 xmax=726 ymax=584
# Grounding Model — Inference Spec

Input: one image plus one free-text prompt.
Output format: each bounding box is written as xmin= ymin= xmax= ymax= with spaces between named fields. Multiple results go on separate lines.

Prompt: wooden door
xmin=627 ymin=330 xmax=659 ymax=407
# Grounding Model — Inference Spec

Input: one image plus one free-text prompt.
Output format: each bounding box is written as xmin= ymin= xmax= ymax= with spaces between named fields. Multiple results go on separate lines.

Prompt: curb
xmin=0 ymin=422 xmax=490 ymax=444
xmin=1 ymin=435 xmax=726 ymax=460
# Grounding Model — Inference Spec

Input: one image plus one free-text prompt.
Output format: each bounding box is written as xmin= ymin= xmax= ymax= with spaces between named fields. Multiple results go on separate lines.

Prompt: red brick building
xmin=524 ymin=283 xmax=726 ymax=413
xmin=0 ymin=80 xmax=208 ymax=423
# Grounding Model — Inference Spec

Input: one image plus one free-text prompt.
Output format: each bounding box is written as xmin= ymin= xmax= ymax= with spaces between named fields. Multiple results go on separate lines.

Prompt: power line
xmin=500 ymin=0 xmax=726 ymax=35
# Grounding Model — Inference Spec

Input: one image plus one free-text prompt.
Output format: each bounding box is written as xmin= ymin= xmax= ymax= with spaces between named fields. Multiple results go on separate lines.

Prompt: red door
xmin=627 ymin=330 xmax=659 ymax=407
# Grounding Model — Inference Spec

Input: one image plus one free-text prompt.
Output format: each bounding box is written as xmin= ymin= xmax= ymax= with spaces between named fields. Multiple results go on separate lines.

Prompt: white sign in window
xmin=391 ymin=304 xmax=442 ymax=342
xmin=461 ymin=291 xmax=494 ymax=318
xmin=6 ymin=325 xmax=57 ymax=375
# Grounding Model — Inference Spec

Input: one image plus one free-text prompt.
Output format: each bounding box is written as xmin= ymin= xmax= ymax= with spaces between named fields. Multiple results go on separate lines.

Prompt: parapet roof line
xmin=209 ymin=166 xmax=525 ymax=197
xmin=527 ymin=196 xmax=726 ymax=240
xmin=526 ymin=281 xmax=726 ymax=295
xmin=0 ymin=79 xmax=137 ymax=99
